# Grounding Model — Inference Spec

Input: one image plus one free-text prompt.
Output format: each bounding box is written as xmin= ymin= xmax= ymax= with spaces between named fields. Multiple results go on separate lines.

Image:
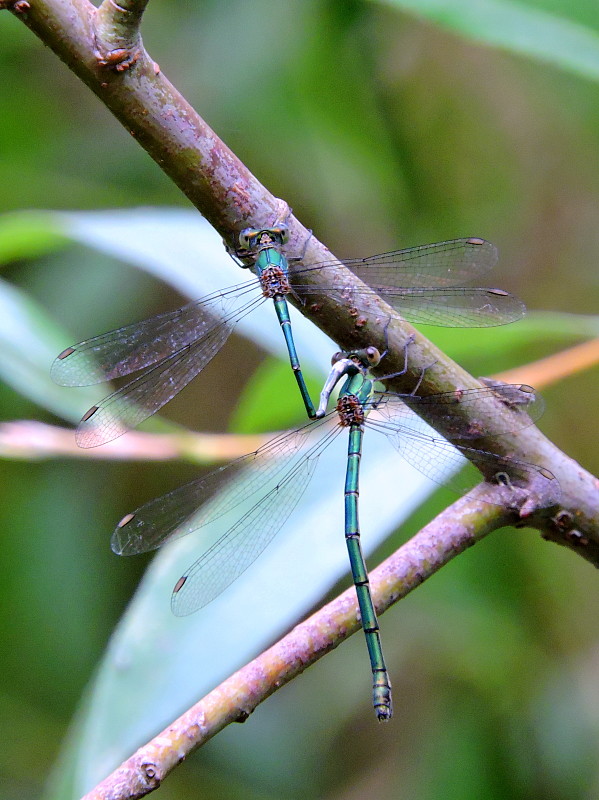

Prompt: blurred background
xmin=1 ymin=1 xmax=599 ymax=798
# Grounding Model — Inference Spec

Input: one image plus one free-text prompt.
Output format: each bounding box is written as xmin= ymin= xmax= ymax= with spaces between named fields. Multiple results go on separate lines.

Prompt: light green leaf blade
xmin=0 ymin=208 xmax=334 ymax=426
xmin=428 ymin=311 xmax=599 ymax=370
xmin=0 ymin=278 xmax=100 ymax=422
xmin=50 ymin=431 xmax=450 ymax=796
xmin=0 ymin=210 xmax=68 ymax=264
xmin=379 ymin=0 xmax=599 ymax=83
xmin=3 ymin=207 xmax=597 ymax=429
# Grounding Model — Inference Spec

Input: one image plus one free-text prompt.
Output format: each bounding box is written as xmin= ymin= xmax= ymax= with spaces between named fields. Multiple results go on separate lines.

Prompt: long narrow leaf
xmin=380 ymin=0 xmax=599 ymax=83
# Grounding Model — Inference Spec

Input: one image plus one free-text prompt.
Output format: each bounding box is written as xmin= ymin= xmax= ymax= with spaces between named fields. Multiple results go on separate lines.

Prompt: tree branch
xmin=4 ymin=0 xmax=599 ymax=561
xmin=81 ymin=487 xmax=510 ymax=800
xmin=4 ymin=0 xmax=283 ymax=235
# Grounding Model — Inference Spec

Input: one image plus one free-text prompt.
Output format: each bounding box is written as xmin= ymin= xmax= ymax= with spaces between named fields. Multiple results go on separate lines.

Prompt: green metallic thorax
xmin=339 ymin=371 xmax=375 ymax=409
xmin=253 ymin=243 xmax=289 ymax=278
xmin=238 ymin=225 xmax=290 ymax=281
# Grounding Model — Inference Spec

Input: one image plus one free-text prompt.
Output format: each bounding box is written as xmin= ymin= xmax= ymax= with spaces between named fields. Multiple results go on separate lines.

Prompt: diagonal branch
xmin=4 ymin=0 xmax=599 ymax=560
xmin=81 ymin=486 xmax=511 ymax=800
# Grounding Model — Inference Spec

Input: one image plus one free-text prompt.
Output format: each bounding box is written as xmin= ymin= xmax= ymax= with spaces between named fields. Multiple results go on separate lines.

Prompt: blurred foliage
xmin=1 ymin=1 xmax=599 ymax=799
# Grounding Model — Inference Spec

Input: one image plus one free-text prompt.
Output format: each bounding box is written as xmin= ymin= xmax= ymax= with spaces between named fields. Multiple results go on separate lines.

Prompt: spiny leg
xmin=287 ymin=227 xmax=314 ymax=266
xmin=377 ymin=332 xmax=437 ymax=396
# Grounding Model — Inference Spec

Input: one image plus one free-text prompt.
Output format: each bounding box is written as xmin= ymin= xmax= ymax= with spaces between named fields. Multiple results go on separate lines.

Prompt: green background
xmin=1 ymin=1 xmax=599 ymax=798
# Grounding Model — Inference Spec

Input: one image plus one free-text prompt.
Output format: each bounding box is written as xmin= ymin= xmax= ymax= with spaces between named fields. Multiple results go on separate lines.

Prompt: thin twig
xmin=496 ymin=337 xmax=599 ymax=389
xmin=0 ymin=421 xmax=266 ymax=462
xmin=81 ymin=487 xmax=510 ymax=800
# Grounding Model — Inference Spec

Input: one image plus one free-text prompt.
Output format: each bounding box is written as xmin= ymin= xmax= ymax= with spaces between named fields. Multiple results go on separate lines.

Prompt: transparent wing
xmin=290 ymin=238 xmax=523 ymax=327
xmin=366 ymin=399 xmax=559 ymax=505
xmin=170 ymin=446 xmax=324 ymax=616
xmin=368 ymin=286 xmax=524 ymax=327
xmin=292 ymin=282 xmax=524 ymax=327
xmin=51 ymin=280 xmax=259 ymax=386
xmin=374 ymin=384 xmax=544 ymax=438
xmin=293 ymin=238 xmax=498 ymax=289
xmin=344 ymin=238 xmax=499 ymax=287
xmin=75 ymin=321 xmax=236 ymax=448
xmin=111 ymin=419 xmax=332 ymax=555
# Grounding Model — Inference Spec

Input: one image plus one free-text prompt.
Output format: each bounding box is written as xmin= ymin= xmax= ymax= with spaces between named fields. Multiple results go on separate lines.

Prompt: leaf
xmin=230 ymin=357 xmax=323 ymax=433
xmin=428 ymin=311 xmax=599 ymax=367
xmin=0 ymin=211 xmax=68 ymax=265
xmin=51 ymin=432 xmax=451 ymax=795
xmin=3 ymin=208 xmax=597 ymax=428
xmin=379 ymin=0 xmax=599 ymax=83
xmin=0 ymin=278 xmax=99 ymax=422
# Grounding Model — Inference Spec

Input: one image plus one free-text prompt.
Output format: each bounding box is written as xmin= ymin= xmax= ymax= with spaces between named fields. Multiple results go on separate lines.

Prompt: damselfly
xmin=112 ymin=348 xmax=558 ymax=720
xmin=52 ymin=229 xmax=524 ymax=447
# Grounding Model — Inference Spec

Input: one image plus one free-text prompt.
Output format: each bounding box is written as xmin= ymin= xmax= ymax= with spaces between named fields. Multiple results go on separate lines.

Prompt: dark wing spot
xmin=173 ymin=576 xmax=187 ymax=594
xmin=81 ymin=405 xmax=99 ymax=422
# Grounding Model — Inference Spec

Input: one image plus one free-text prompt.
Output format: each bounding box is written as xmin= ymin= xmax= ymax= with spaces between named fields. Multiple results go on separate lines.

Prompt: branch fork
xmin=93 ymin=0 xmax=149 ymax=71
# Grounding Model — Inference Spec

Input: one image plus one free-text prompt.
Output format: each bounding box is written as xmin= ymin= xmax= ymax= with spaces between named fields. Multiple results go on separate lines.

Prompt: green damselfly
xmin=112 ymin=348 xmax=558 ymax=720
xmin=51 ymin=228 xmax=524 ymax=447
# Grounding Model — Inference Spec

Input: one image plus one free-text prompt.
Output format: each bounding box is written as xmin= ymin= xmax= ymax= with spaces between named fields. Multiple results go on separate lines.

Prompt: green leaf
xmin=230 ymin=357 xmax=323 ymax=433
xmin=379 ymin=0 xmax=599 ymax=83
xmin=0 ymin=209 xmax=334 ymax=432
xmin=0 ymin=278 xmax=100 ymax=422
xmin=427 ymin=311 xmax=599 ymax=373
xmin=0 ymin=211 xmax=69 ymax=265
xmin=55 ymin=208 xmax=332 ymax=374
xmin=2 ymin=207 xmax=596 ymax=436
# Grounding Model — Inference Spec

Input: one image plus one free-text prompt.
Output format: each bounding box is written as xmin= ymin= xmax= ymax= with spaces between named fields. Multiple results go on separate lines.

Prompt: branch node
xmin=94 ymin=44 xmax=141 ymax=71
xmin=552 ymin=508 xmax=573 ymax=531
xmin=140 ymin=761 xmax=160 ymax=787
xmin=0 ymin=0 xmax=29 ymax=11
xmin=550 ymin=510 xmax=590 ymax=547
xmin=565 ymin=529 xmax=589 ymax=547
xmin=93 ymin=0 xmax=149 ymax=72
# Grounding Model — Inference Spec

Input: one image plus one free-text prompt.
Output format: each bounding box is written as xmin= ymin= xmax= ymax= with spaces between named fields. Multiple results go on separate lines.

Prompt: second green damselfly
xmin=112 ymin=348 xmax=558 ymax=720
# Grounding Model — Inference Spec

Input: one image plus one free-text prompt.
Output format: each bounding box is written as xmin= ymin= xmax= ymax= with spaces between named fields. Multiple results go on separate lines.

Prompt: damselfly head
xmin=269 ymin=224 xmax=289 ymax=244
xmin=239 ymin=224 xmax=289 ymax=251
xmin=331 ymin=346 xmax=381 ymax=369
